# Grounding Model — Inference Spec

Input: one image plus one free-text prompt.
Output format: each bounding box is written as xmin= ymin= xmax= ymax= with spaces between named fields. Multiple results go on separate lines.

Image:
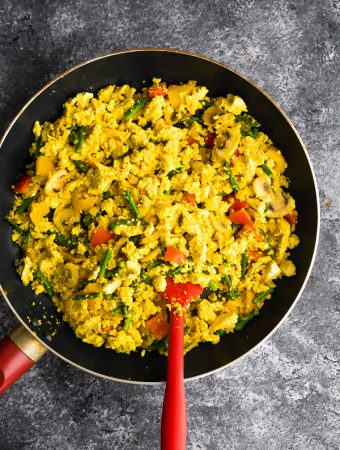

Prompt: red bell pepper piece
xmin=231 ymin=198 xmax=248 ymax=212
xmin=164 ymin=246 xmax=187 ymax=264
xmin=284 ymin=213 xmax=298 ymax=226
xmin=158 ymin=276 xmax=204 ymax=307
xmin=229 ymin=208 xmax=253 ymax=226
xmin=91 ymin=228 xmax=114 ymax=248
xmin=148 ymin=88 xmax=167 ymax=99
xmin=13 ymin=175 xmax=31 ymax=194
xmin=205 ymin=132 xmax=216 ymax=149
xmin=183 ymin=192 xmax=196 ymax=205
xmin=146 ymin=313 xmax=169 ymax=340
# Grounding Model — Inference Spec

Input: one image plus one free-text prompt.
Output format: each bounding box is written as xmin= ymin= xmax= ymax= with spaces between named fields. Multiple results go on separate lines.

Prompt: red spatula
xmin=158 ymin=276 xmax=203 ymax=450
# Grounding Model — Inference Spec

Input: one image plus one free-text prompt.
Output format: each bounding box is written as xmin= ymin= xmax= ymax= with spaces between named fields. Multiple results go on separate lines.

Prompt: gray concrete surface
xmin=0 ymin=1 xmax=339 ymax=449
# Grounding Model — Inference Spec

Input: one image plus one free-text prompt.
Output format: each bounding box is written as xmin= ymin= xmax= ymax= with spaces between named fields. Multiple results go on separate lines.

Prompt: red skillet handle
xmin=161 ymin=311 xmax=186 ymax=450
xmin=0 ymin=326 xmax=47 ymax=396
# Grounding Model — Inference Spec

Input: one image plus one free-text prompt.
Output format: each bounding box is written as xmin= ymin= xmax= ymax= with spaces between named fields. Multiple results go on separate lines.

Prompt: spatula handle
xmin=161 ymin=311 xmax=186 ymax=450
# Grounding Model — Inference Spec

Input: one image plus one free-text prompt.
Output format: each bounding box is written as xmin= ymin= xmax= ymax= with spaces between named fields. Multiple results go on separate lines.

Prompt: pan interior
xmin=0 ymin=50 xmax=319 ymax=382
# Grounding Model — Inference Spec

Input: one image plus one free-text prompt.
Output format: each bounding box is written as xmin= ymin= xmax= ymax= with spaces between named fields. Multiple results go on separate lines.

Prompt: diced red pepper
xmin=242 ymin=223 xmax=265 ymax=242
xmin=284 ymin=213 xmax=298 ymax=226
xmin=187 ymin=136 xmax=198 ymax=146
xmin=233 ymin=149 xmax=239 ymax=157
xmin=148 ymin=87 xmax=167 ymax=99
xmin=184 ymin=192 xmax=196 ymax=205
xmin=164 ymin=246 xmax=187 ymax=264
xmin=229 ymin=208 xmax=253 ymax=226
xmin=146 ymin=313 xmax=169 ymax=340
xmin=231 ymin=198 xmax=248 ymax=212
xmin=205 ymin=132 xmax=216 ymax=149
xmin=158 ymin=276 xmax=204 ymax=307
xmin=91 ymin=228 xmax=114 ymax=248
xmin=13 ymin=175 xmax=31 ymax=194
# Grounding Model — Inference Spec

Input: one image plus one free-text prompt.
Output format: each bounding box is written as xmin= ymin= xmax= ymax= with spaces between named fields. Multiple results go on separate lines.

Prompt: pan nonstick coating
xmin=0 ymin=50 xmax=319 ymax=383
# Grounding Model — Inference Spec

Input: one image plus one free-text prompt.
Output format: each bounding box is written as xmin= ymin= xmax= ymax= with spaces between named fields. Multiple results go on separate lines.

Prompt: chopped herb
xmin=235 ymin=310 xmax=259 ymax=330
xmin=5 ymin=216 xmax=23 ymax=234
xmin=14 ymin=258 xmax=22 ymax=268
xmin=180 ymin=116 xmax=204 ymax=127
xmin=69 ymin=125 xmax=91 ymax=151
xmin=235 ymin=114 xmax=261 ymax=139
xmin=253 ymin=288 xmax=274 ymax=304
xmin=241 ymin=251 xmax=248 ymax=278
xmin=208 ymin=280 xmax=218 ymax=291
xmin=201 ymin=100 xmax=214 ymax=108
xmin=35 ymin=269 xmax=54 ymax=298
xmin=147 ymin=259 xmax=166 ymax=269
xmin=259 ymin=228 xmax=274 ymax=254
xmin=99 ymin=248 xmax=112 ymax=278
xmin=224 ymin=161 xmax=240 ymax=193
xmin=124 ymin=97 xmax=148 ymax=120
xmin=167 ymin=167 xmax=184 ymax=179
xmin=71 ymin=159 xmax=89 ymax=173
xmin=110 ymin=218 xmax=140 ymax=228
xmin=15 ymin=196 xmax=35 ymax=214
xmin=112 ymin=306 xmax=124 ymax=317
xmin=124 ymin=190 xmax=140 ymax=219
xmin=80 ymin=212 xmax=94 ymax=228
xmin=160 ymin=242 xmax=167 ymax=253
xmin=102 ymin=190 xmax=113 ymax=200
xmin=166 ymin=265 xmax=185 ymax=276
xmin=163 ymin=189 xmax=175 ymax=195
xmin=260 ymin=163 xmax=273 ymax=177
xmin=32 ymin=135 xmax=44 ymax=158
xmin=74 ymin=292 xmax=100 ymax=300
xmin=54 ymin=233 xmax=78 ymax=250
xmin=141 ymin=271 xmax=153 ymax=285
xmin=241 ymin=128 xmax=259 ymax=139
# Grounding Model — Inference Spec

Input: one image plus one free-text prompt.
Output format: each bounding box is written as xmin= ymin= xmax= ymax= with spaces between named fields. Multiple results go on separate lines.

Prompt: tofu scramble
xmin=7 ymin=79 xmax=299 ymax=355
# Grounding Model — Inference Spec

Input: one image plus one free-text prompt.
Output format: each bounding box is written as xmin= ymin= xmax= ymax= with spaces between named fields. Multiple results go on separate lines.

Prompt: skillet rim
xmin=0 ymin=47 xmax=320 ymax=385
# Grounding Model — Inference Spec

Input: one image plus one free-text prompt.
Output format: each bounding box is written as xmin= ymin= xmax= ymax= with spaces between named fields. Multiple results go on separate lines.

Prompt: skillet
xmin=0 ymin=48 xmax=319 ymax=391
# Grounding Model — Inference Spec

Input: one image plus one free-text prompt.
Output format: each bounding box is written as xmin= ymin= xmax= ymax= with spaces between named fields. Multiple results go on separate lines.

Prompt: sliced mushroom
xmin=202 ymin=106 xmax=222 ymax=126
xmin=53 ymin=206 xmax=81 ymax=230
xmin=45 ymin=170 xmax=71 ymax=194
xmin=253 ymin=176 xmax=272 ymax=202
xmin=267 ymin=193 xmax=295 ymax=218
xmin=212 ymin=130 xmax=240 ymax=160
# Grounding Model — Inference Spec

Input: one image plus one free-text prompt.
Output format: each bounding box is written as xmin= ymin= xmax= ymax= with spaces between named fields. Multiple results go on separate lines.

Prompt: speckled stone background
xmin=0 ymin=1 xmax=339 ymax=449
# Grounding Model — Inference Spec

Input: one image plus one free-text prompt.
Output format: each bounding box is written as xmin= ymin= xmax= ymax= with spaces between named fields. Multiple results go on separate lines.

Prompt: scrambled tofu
xmin=7 ymin=79 xmax=299 ymax=355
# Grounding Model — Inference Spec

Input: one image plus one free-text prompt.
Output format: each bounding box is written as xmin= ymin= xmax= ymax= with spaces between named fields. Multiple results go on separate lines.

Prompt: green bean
xmin=215 ymin=330 xmax=226 ymax=337
xmin=224 ymin=161 xmax=240 ymax=193
xmin=122 ymin=305 xmax=133 ymax=331
xmin=235 ymin=310 xmax=259 ymax=331
xmin=241 ymin=251 xmax=248 ymax=278
xmin=260 ymin=163 xmax=273 ymax=177
xmin=222 ymin=275 xmax=240 ymax=300
xmin=74 ymin=292 xmax=100 ymax=301
xmin=123 ymin=97 xmax=148 ymax=120
xmin=5 ymin=215 xmax=23 ymax=234
xmin=124 ymin=190 xmax=140 ymax=219
xmin=22 ymin=227 xmax=32 ymax=247
xmin=69 ymin=125 xmax=91 ymax=151
xmin=35 ymin=269 xmax=54 ymax=298
xmin=253 ymin=288 xmax=274 ymax=304
xmin=99 ymin=248 xmax=112 ymax=278
xmin=112 ymin=306 xmax=124 ymax=317
xmin=80 ymin=212 xmax=94 ymax=228
xmin=259 ymin=228 xmax=274 ymax=254
xmin=141 ymin=271 xmax=152 ymax=285
xmin=71 ymin=159 xmax=89 ymax=173
xmin=15 ymin=196 xmax=35 ymax=214
xmin=147 ymin=259 xmax=166 ymax=269
xmin=110 ymin=218 xmax=138 ymax=228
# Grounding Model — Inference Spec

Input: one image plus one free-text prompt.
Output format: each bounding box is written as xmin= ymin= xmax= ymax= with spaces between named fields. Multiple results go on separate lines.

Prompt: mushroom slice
xmin=253 ymin=176 xmax=272 ymax=202
xmin=212 ymin=130 xmax=240 ymax=160
xmin=202 ymin=106 xmax=222 ymax=126
xmin=45 ymin=170 xmax=71 ymax=194
xmin=267 ymin=193 xmax=295 ymax=218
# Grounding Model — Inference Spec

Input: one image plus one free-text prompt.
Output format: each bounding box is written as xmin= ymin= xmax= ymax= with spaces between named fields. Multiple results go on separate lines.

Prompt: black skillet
xmin=0 ymin=49 xmax=319 ymax=393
